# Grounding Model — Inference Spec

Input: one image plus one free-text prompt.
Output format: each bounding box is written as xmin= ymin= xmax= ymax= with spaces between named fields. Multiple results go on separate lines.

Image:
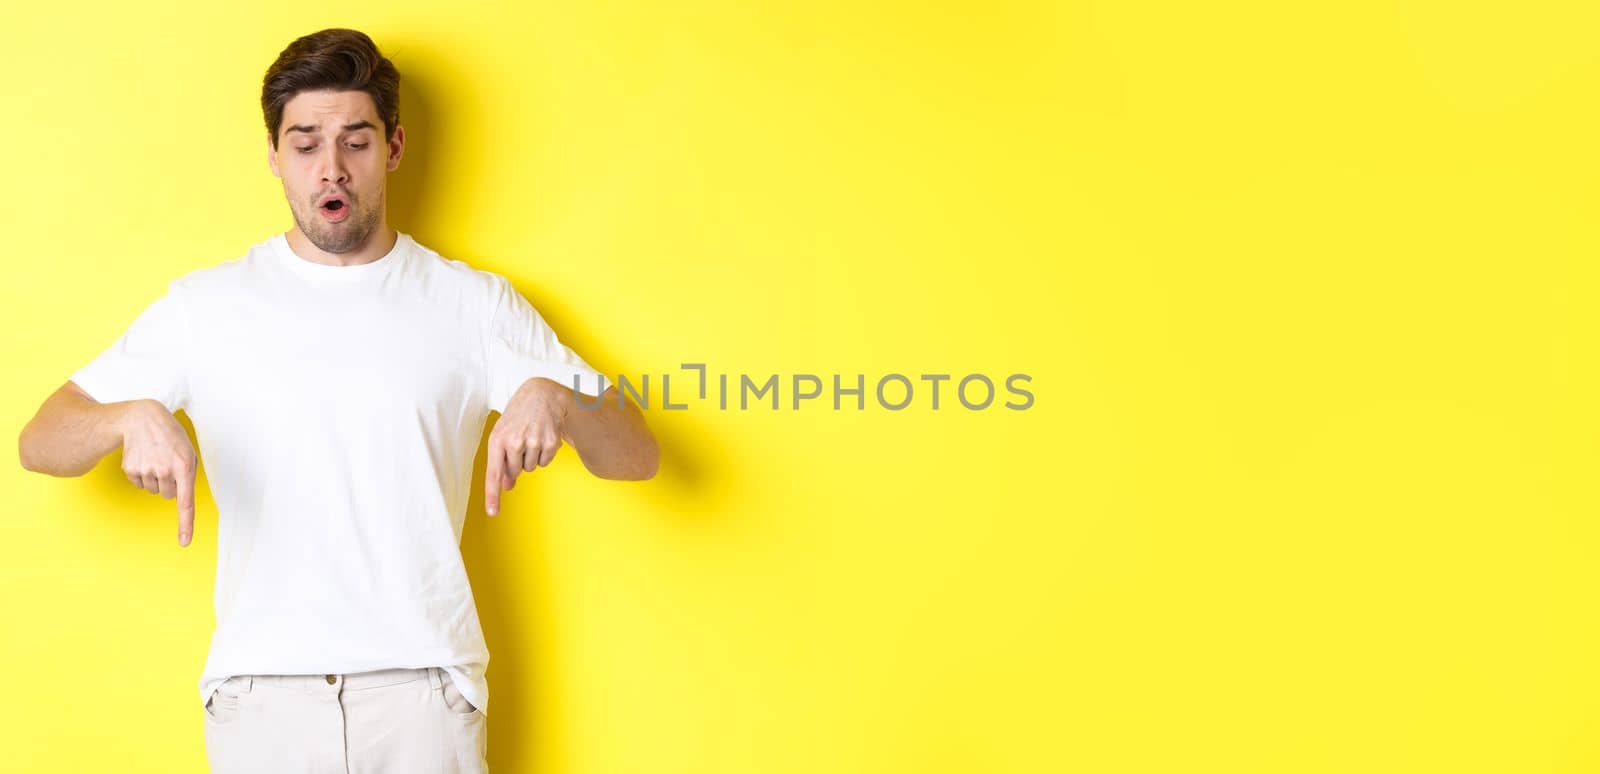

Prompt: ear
xmin=386 ymin=124 xmax=405 ymax=172
xmin=267 ymin=134 xmax=281 ymax=179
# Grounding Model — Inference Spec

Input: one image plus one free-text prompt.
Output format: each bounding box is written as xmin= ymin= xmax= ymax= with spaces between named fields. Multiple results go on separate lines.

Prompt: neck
xmin=284 ymin=223 xmax=399 ymax=267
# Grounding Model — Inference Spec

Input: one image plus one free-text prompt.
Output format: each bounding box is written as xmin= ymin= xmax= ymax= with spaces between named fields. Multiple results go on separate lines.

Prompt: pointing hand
xmin=117 ymin=399 xmax=198 ymax=546
xmin=485 ymin=378 xmax=569 ymax=517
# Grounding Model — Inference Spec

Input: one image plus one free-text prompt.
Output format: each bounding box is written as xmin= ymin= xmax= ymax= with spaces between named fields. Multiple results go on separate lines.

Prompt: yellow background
xmin=2 ymin=1 xmax=1596 ymax=772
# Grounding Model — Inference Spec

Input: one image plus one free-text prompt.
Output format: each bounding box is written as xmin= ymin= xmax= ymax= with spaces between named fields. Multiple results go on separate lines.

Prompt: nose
xmin=320 ymin=147 xmax=349 ymax=186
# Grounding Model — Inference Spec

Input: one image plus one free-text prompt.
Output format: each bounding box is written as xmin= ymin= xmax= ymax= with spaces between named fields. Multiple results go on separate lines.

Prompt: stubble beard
xmin=292 ymin=187 xmax=384 ymax=254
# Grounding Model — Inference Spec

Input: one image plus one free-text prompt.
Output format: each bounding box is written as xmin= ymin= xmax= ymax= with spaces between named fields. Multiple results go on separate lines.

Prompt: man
xmin=17 ymin=28 xmax=658 ymax=773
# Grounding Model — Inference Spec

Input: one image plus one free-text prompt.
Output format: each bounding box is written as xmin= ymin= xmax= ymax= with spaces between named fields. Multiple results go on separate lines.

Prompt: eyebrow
xmin=284 ymin=120 xmax=378 ymax=137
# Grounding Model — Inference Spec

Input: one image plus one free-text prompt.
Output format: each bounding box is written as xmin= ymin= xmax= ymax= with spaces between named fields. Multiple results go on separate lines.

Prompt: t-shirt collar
xmin=270 ymin=231 xmax=410 ymax=282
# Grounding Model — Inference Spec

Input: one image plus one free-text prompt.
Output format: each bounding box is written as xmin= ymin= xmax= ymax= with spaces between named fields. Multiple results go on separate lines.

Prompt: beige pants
xmin=201 ymin=666 xmax=487 ymax=773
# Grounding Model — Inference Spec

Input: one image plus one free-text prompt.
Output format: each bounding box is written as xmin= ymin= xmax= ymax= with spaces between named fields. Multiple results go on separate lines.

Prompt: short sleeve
xmin=70 ymin=284 xmax=191 ymax=414
xmin=485 ymin=275 xmax=610 ymax=413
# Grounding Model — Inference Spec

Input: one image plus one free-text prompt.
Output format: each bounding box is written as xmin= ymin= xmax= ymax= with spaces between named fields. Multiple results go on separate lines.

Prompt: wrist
xmin=101 ymin=400 xmax=138 ymax=446
xmin=106 ymin=399 xmax=158 ymax=443
xmin=522 ymin=376 xmax=571 ymax=414
xmin=526 ymin=376 xmax=573 ymax=433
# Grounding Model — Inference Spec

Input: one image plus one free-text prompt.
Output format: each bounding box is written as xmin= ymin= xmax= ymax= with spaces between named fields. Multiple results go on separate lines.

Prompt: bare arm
xmin=18 ymin=381 xmax=200 ymax=546
xmin=558 ymin=383 xmax=658 ymax=481
xmin=18 ymin=381 xmax=129 ymax=477
xmin=485 ymin=378 xmax=658 ymax=516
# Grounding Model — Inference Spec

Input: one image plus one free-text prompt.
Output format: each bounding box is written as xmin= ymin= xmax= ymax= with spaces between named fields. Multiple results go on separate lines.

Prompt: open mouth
xmin=318 ymin=197 xmax=351 ymax=222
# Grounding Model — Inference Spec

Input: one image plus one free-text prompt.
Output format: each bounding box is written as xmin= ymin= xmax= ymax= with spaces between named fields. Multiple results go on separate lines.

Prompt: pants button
xmin=325 ymin=674 xmax=336 ymax=684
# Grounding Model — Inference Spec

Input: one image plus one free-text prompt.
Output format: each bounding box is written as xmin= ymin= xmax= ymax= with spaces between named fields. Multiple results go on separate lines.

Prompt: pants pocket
xmin=439 ymin=676 xmax=481 ymax=716
xmin=203 ymin=677 xmax=245 ymax=725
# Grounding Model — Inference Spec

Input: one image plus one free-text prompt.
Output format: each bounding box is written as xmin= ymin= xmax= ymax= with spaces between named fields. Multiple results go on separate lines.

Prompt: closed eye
xmin=295 ymin=143 xmax=368 ymax=153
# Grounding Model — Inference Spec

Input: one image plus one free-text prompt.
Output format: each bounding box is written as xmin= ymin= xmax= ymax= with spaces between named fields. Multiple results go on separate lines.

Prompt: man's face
xmin=268 ymin=89 xmax=403 ymax=254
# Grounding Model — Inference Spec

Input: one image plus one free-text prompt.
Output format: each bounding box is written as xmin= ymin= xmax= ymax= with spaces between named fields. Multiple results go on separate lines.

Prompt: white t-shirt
xmin=70 ymin=231 xmax=610 ymax=717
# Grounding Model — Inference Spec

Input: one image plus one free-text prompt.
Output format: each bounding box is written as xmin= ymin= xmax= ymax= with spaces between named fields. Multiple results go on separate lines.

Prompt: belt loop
xmin=241 ymin=675 xmax=253 ymax=693
xmin=427 ymin=667 xmax=443 ymax=690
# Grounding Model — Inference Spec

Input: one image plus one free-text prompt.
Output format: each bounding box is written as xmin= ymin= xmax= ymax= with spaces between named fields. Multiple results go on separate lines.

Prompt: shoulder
xmin=164 ymin=237 xmax=272 ymax=297
xmin=406 ymin=235 xmax=519 ymax=306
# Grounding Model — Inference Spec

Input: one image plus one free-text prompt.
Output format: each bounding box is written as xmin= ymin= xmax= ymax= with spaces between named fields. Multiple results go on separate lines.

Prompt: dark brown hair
xmin=261 ymin=28 xmax=400 ymax=149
